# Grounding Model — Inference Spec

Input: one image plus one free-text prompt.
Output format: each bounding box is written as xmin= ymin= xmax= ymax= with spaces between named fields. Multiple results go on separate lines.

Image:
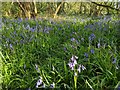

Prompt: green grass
xmin=1 ymin=16 xmax=120 ymax=90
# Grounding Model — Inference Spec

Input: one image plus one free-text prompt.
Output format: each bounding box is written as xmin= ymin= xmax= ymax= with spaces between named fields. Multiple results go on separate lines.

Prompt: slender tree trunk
xmin=79 ymin=2 xmax=82 ymax=14
xmin=89 ymin=3 xmax=93 ymax=16
xmin=54 ymin=0 xmax=64 ymax=18
xmin=33 ymin=0 xmax=37 ymax=14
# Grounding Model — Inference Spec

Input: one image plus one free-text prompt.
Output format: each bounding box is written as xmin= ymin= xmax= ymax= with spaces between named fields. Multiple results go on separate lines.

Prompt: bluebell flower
xmin=36 ymin=77 xmax=43 ymax=88
xmin=84 ymin=53 xmax=88 ymax=58
xmin=97 ymin=43 xmax=100 ymax=48
xmin=77 ymin=64 xmax=81 ymax=73
xmin=90 ymin=49 xmax=94 ymax=54
xmin=77 ymin=64 xmax=86 ymax=73
xmin=26 ymin=24 xmax=30 ymax=30
xmin=18 ymin=18 xmax=22 ymax=22
xmin=68 ymin=62 xmax=75 ymax=70
xmin=71 ymin=55 xmax=78 ymax=62
xmin=112 ymin=58 xmax=116 ymax=64
xmin=81 ymin=65 xmax=86 ymax=70
xmin=64 ymin=47 xmax=67 ymax=51
xmin=71 ymin=38 xmax=76 ymax=42
xmin=9 ymin=44 xmax=13 ymax=49
xmin=89 ymin=24 xmax=93 ymax=29
xmin=43 ymin=27 xmax=50 ymax=33
xmin=70 ymin=38 xmax=79 ymax=44
xmin=42 ymin=84 xmax=46 ymax=88
xmin=30 ymin=27 xmax=35 ymax=32
xmin=68 ymin=55 xmax=78 ymax=70
xmin=118 ymin=85 xmax=120 ymax=90
xmin=89 ymin=33 xmax=96 ymax=41
xmin=50 ymin=82 xmax=55 ymax=88
xmin=58 ymin=27 xmax=62 ymax=30
xmin=13 ymin=31 xmax=16 ymax=35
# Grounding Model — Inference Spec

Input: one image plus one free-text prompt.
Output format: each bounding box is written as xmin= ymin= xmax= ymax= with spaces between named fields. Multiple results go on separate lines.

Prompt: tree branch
xmin=90 ymin=1 xmax=120 ymax=11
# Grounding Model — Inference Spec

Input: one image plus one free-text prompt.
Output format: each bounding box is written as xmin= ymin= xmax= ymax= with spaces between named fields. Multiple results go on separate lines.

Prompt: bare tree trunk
xmin=79 ymin=2 xmax=82 ymax=14
xmin=30 ymin=0 xmax=37 ymax=18
xmin=33 ymin=0 xmax=37 ymax=14
xmin=54 ymin=0 xmax=64 ymax=18
xmin=89 ymin=3 xmax=93 ymax=16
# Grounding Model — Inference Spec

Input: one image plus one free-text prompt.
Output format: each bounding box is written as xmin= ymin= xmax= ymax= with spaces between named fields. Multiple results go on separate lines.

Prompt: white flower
xmin=74 ymin=55 xmax=78 ymax=59
xmin=50 ymin=82 xmax=55 ymax=88
xmin=74 ymin=72 xmax=77 ymax=76
xmin=73 ymin=59 xmax=77 ymax=65
xmin=97 ymin=43 xmax=100 ymax=48
xmin=77 ymin=64 xmax=81 ymax=73
xmin=82 ymin=65 xmax=86 ymax=70
xmin=68 ymin=62 xmax=75 ymax=70
xmin=77 ymin=64 xmax=86 ymax=73
xmin=71 ymin=55 xmax=75 ymax=61
xmin=42 ymin=84 xmax=46 ymax=88
xmin=36 ymin=77 xmax=43 ymax=88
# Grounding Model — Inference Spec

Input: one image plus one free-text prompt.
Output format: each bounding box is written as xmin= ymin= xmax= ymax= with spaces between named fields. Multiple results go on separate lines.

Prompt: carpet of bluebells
xmin=1 ymin=16 xmax=120 ymax=90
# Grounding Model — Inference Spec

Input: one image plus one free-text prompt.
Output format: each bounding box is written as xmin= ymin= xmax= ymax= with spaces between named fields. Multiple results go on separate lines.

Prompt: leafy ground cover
xmin=1 ymin=16 xmax=120 ymax=90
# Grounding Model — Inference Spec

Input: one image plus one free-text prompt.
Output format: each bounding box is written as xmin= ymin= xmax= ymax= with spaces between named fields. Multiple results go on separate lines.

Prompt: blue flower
xmin=26 ymin=24 xmax=30 ymax=30
xmin=64 ymin=47 xmax=67 ymax=51
xmin=71 ymin=38 xmax=76 ymax=42
xmin=77 ymin=64 xmax=81 ymax=73
xmin=13 ymin=31 xmax=17 ymax=35
xmin=70 ymin=38 xmax=79 ymax=44
xmin=18 ymin=18 xmax=22 ymax=22
xmin=89 ymin=33 xmax=96 ymax=41
xmin=90 ymin=49 xmax=94 ymax=54
xmin=112 ymin=58 xmax=116 ymax=64
xmin=9 ymin=44 xmax=13 ymax=49
xmin=30 ymin=27 xmax=36 ymax=32
xmin=118 ymin=85 xmax=120 ymax=90
xmin=84 ymin=53 xmax=88 ymax=58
